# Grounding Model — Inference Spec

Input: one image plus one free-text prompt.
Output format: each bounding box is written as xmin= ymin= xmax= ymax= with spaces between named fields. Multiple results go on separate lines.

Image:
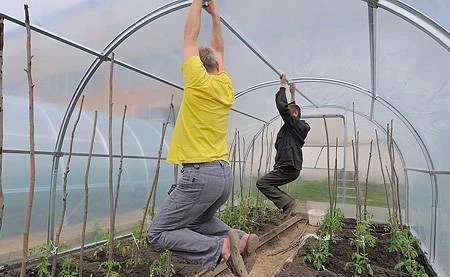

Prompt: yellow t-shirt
xmin=167 ymin=56 xmax=235 ymax=164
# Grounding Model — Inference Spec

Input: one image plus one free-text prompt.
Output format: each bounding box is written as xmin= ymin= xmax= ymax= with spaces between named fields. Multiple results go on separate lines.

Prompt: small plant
xmin=149 ymin=250 xmax=175 ymax=277
xmin=30 ymin=244 xmax=52 ymax=277
xmin=345 ymin=213 xmax=376 ymax=276
xmin=115 ymin=240 xmax=132 ymax=257
xmin=395 ymin=259 xmax=427 ymax=277
xmin=389 ymin=227 xmax=428 ymax=276
xmin=304 ymin=238 xmax=330 ymax=271
xmin=345 ymin=252 xmax=373 ymax=277
xmin=133 ymin=220 xmax=148 ymax=246
xmin=219 ymin=197 xmax=280 ymax=233
xmin=30 ymin=241 xmax=69 ymax=277
xmin=101 ymin=259 xmax=121 ymax=277
xmin=89 ymin=220 xmax=109 ymax=243
xmin=92 ymin=244 xmax=107 ymax=258
xmin=389 ymin=228 xmax=419 ymax=259
xmin=219 ymin=200 xmax=249 ymax=232
xmin=59 ymin=257 xmax=78 ymax=277
xmin=319 ymin=208 xmax=345 ymax=241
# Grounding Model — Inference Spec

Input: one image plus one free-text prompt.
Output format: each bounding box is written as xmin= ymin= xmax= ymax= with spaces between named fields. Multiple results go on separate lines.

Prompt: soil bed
xmin=0 ymin=219 xmax=279 ymax=277
xmin=276 ymin=219 xmax=436 ymax=277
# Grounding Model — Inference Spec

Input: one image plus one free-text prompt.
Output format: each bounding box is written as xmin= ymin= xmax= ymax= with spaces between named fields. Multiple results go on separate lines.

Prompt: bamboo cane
xmin=247 ymin=136 xmax=256 ymax=202
xmin=256 ymin=125 xmax=265 ymax=207
xmin=352 ymin=103 xmax=361 ymax=219
xmin=267 ymin=131 xmax=274 ymax=171
xmin=140 ymin=122 xmax=168 ymax=241
xmin=385 ymin=164 xmax=397 ymax=229
xmin=351 ymin=140 xmax=358 ymax=219
xmin=0 ymin=17 xmax=4 ymax=233
xmin=20 ymin=5 xmax=36 ymax=276
xmin=264 ymin=126 xmax=270 ymax=174
xmin=390 ymin=121 xmax=402 ymax=225
xmin=231 ymin=129 xmax=237 ymax=209
xmin=313 ymin=146 xmax=325 ymax=169
xmin=387 ymin=122 xmax=399 ymax=226
xmin=333 ymin=138 xmax=339 ymax=213
xmin=323 ymin=116 xmax=332 ymax=213
xmin=80 ymin=110 xmax=98 ymax=277
xmin=112 ymin=105 xmax=127 ymax=234
xmin=151 ymin=95 xmax=176 ymax=217
xmin=51 ymin=96 xmax=84 ymax=277
xmin=139 ymin=96 xmax=175 ymax=242
xmin=237 ymin=130 xmax=243 ymax=199
xmin=107 ymin=53 xmax=115 ymax=261
xmin=228 ymin=130 xmax=236 ymax=161
xmin=364 ymin=140 xmax=373 ymax=215
xmin=375 ymin=129 xmax=391 ymax=221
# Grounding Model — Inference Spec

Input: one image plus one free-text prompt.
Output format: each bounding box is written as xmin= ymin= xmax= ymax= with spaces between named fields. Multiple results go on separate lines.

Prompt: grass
xmin=289 ymin=180 xmax=389 ymax=208
xmin=245 ymin=179 xmax=389 ymax=208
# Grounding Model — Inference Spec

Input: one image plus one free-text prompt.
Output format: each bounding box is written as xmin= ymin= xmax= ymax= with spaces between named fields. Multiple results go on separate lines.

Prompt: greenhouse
xmin=0 ymin=0 xmax=449 ymax=276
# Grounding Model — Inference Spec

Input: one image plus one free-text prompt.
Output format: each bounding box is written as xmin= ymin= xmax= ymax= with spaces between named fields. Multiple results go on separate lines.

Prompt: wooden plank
xmin=194 ymin=216 xmax=304 ymax=277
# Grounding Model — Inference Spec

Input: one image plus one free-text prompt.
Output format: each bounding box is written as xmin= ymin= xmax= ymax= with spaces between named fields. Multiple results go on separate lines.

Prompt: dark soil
xmin=277 ymin=219 xmax=437 ymax=277
xmin=0 ymin=219 xmax=279 ymax=277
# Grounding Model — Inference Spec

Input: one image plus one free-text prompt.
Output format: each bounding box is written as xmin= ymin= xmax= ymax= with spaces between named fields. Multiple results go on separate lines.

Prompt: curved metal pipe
xmin=48 ymin=0 xmax=270 ymax=242
xmin=236 ymin=77 xmax=372 ymax=99
xmin=377 ymin=0 xmax=450 ymax=51
xmin=3 ymin=0 xmax=441 ymax=256
xmin=48 ymin=1 xmax=193 ymax=242
xmin=235 ymin=77 xmax=433 ymax=172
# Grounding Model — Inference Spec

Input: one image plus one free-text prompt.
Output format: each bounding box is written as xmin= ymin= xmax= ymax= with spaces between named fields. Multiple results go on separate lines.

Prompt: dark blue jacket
xmin=274 ymin=87 xmax=310 ymax=170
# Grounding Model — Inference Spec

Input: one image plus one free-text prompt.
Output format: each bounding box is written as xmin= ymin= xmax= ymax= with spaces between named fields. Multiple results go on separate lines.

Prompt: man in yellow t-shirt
xmin=147 ymin=1 xmax=257 ymax=276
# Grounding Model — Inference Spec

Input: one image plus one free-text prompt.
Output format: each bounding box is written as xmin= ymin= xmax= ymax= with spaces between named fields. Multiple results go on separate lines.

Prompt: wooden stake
xmin=0 ymin=17 xmax=4 ymax=233
xmin=51 ymin=96 xmax=84 ymax=276
xmin=352 ymin=103 xmax=361 ymax=219
xmin=256 ymin=125 xmax=265 ymax=207
xmin=150 ymin=95 xmax=175 ymax=217
xmin=80 ymin=110 xmax=98 ymax=277
xmin=264 ymin=126 xmax=270 ymax=174
xmin=364 ymin=140 xmax=373 ymax=215
xmin=107 ymin=53 xmax=115 ymax=261
xmin=237 ymin=130 xmax=243 ymax=199
xmin=333 ymin=137 xmax=339 ymax=213
xmin=375 ymin=129 xmax=391 ymax=221
xmin=112 ymin=105 xmax=127 ymax=236
xmin=247 ymin=136 xmax=256 ymax=201
xmin=267 ymin=131 xmax=274 ymax=172
xmin=231 ymin=129 xmax=237 ymax=209
xmin=20 ymin=5 xmax=36 ymax=276
xmin=139 ymin=96 xmax=175 ymax=242
xmin=323 ymin=116 xmax=332 ymax=213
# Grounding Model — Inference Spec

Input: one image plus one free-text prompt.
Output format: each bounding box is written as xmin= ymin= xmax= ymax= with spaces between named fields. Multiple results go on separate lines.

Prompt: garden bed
xmin=0 ymin=218 xmax=280 ymax=277
xmin=276 ymin=219 xmax=436 ymax=277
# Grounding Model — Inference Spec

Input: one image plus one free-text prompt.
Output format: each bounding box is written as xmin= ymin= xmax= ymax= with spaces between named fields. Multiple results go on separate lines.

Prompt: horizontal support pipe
xmin=405 ymin=168 xmax=450 ymax=175
xmin=2 ymin=149 xmax=166 ymax=160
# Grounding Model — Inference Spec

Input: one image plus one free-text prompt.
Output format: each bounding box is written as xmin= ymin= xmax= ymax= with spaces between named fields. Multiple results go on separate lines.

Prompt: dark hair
xmin=199 ymin=47 xmax=217 ymax=72
xmin=288 ymin=104 xmax=301 ymax=118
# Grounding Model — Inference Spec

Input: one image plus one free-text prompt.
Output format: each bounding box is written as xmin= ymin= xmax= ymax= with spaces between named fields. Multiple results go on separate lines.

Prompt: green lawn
xmin=289 ymin=179 xmax=389 ymax=208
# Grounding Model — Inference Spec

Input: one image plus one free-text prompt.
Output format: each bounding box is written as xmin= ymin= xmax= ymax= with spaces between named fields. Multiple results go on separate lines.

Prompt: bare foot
xmin=239 ymin=233 xmax=249 ymax=253
xmin=221 ymin=236 xmax=231 ymax=261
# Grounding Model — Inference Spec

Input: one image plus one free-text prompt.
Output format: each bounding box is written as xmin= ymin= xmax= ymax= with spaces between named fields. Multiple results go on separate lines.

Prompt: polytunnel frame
xmin=0 ymin=0 xmax=448 ymax=270
xmin=236 ymin=75 xmax=440 ymax=262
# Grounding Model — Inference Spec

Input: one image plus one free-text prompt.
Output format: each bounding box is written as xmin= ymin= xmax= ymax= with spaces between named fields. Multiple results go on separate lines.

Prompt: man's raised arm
xmin=183 ymin=0 xmax=203 ymax=62
xmin=204 ymin=1 xmax=224 ymax=71
xmin=289 ymin=83 xmax=296 ymax=103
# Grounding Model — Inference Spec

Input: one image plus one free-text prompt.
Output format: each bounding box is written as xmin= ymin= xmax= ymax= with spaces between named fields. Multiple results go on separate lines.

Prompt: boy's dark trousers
xmin=256 ymin=166 xmax=300 ymax=210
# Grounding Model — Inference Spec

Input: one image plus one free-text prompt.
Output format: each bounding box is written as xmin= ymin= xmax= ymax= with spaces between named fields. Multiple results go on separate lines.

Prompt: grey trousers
xmin=256 ymin=167 xmax=300 ymax=210
xmin=147 ymin=160 xmax=240 ymax=270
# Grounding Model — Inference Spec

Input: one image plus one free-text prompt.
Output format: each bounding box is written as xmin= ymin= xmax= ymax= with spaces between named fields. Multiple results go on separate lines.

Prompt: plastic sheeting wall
xmin=0 ymin=0 xmax=449 ymax=274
